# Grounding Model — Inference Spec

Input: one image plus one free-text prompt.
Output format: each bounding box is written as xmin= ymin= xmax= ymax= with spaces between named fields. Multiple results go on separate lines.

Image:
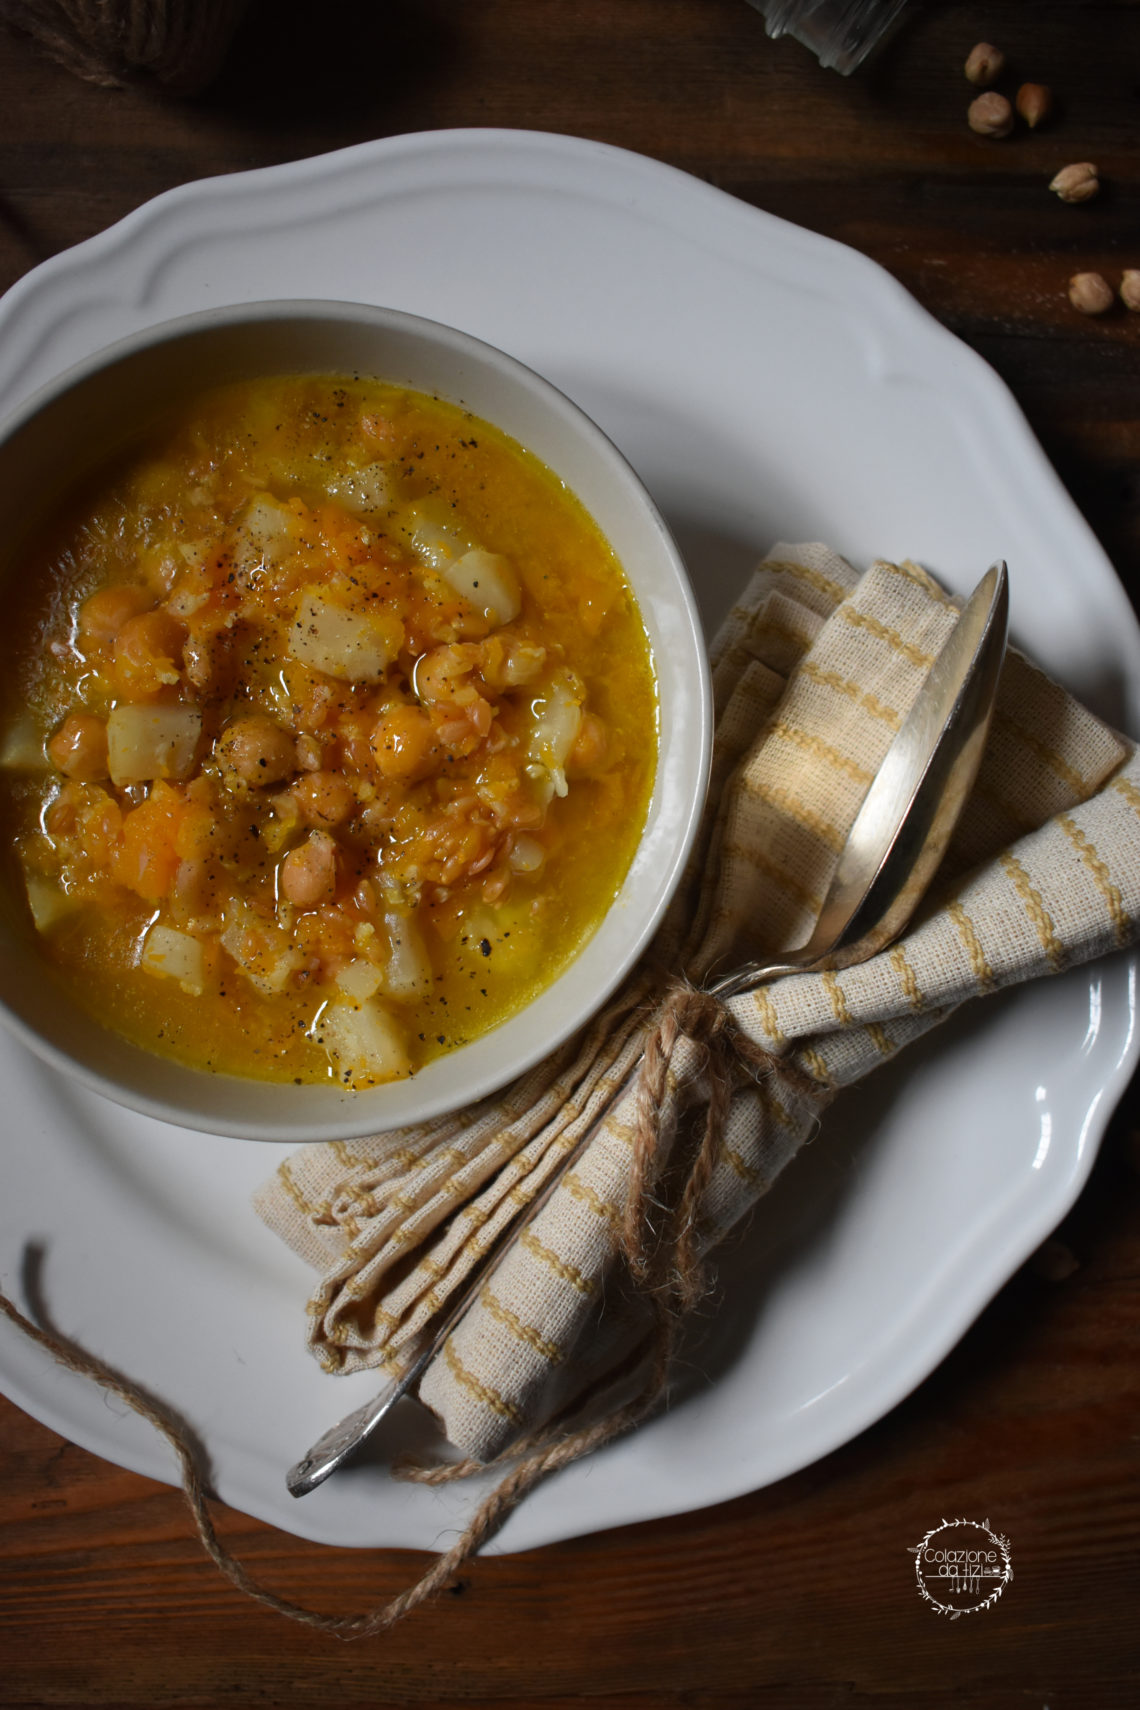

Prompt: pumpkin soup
xmin=0 ymin=375 xmax=657 ymax=1087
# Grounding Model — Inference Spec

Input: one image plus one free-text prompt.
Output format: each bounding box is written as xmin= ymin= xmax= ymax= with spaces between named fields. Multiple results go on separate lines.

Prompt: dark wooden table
xmin=2 ymin=3 xmax=1138 ymax=1704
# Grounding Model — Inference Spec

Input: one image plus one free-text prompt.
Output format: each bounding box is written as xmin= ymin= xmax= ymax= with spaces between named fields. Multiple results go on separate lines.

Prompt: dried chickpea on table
xmin=0 ymin=377 xmax=657 ymax=1086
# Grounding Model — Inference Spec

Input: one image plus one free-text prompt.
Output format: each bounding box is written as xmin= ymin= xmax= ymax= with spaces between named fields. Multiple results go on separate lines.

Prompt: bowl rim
xmin=0 ymin=298 xmax=713 ymax=1138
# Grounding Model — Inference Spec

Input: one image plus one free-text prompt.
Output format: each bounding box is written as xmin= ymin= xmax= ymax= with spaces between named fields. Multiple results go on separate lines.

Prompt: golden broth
xmin=0 ymin=375 xmax=657 ymax=1086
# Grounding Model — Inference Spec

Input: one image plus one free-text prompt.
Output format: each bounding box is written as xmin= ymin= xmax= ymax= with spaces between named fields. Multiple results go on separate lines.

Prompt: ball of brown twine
xmin=0 ymin=0 xmax=250 ymax=92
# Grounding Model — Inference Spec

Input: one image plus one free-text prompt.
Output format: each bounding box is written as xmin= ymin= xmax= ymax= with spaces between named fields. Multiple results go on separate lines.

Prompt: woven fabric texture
xmin=255 ymin=545 xmax=1138 ymax=1461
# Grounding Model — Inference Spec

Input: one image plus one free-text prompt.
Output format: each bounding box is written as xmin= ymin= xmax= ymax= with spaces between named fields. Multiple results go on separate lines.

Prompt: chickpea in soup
xmin=0 ymin=376 xmax=657 ymax=1087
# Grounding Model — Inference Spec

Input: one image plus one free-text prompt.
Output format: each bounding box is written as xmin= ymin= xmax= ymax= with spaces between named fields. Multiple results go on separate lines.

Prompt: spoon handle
xmin=704 ymin=955 xmax=808 ymax=1001
xmin=287 ymin=1343 xmax=438 ymax=1497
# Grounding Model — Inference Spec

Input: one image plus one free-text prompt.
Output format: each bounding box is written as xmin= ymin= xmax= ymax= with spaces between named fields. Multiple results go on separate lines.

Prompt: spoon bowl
xmin=708 ymin=560 xmax=1008 ymax=999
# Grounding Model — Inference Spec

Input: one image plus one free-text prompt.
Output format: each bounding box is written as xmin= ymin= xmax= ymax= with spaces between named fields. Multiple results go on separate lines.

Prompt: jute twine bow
xmin=622 ymin=977 xmax=827 ymax=1306
xmin=0 ymin=976 xmax=828 ymax=1638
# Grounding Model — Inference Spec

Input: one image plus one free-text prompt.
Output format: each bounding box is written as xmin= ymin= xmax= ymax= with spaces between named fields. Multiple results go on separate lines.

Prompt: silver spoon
xmin=708 ymin=558 xmax=1008 ymax=997
xmin=286 ymin=560 xmax=1009 ymax=1497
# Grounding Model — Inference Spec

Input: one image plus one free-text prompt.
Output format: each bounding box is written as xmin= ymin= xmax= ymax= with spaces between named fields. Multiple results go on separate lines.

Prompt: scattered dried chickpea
xmin=1119 ymin=272 xmax=1140 ymax=312
xmin=1050 ymin=163 xmax=1100 ymax=204
xmin=1068 ymin=272 xmax=1114 ymax=316
xmin=1030 ymin=1238 xmax=1081 ymax=1283
xmin=1015 ymin=83 xmax=1053 ymax=129
xmin=964 ymin=42 xmax=1005 ymax=88
xmin=968 ymin=92 xmax=1014 ymax=139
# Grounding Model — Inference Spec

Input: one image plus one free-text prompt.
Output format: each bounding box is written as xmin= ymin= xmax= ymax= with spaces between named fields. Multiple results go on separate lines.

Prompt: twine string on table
xmin=0 ymin=978 xmax=810 ymax=1636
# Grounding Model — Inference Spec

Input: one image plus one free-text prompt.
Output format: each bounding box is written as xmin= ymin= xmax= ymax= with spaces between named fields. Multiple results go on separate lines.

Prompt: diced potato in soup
xmin=220 ymin=904 xmax=304 ymax=997
xmin=23 ymin=874 xmax=78 ymax=934
xmin=382 ymin=911 xmax=433 ymax=998
xmin=107 ymin=703 xmax=202 ymax=786
xmin=1 ymin=719 xmax=47 ymax=771
xmin=335 ymin=958 xmax=385 ymax=1003
xmin=289 ymin=588 xmax=403 ymax=683
xmin=325 ymin=462 xmax=392 ymax=516
xmin=318 ymin=997 xmax=411 ymax=1086
xmin=0 ymin=375 xmax=656 ymax=1086
xmin=235 ymin=495 xmax=299 ymax=570
xmin=442 ymin=550 xmax=521 ymax=626
xmin=401 ymin=505 xmax=471 ymax=572
xmin=141 ymin=923 xmax=210 ymax=996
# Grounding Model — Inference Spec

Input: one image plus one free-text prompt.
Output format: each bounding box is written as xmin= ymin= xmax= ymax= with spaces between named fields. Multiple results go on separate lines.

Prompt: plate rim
xmin=0 ymin=126 xmax=1136 ymax=1554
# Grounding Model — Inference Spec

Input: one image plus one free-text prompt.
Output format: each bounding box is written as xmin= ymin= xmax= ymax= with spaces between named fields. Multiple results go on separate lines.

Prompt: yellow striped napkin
xmin=255 ymin=545 xmax=1139 ymax=1462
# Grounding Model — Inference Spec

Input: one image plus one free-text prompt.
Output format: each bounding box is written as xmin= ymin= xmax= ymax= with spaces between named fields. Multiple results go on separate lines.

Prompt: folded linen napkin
xmin=255 ymin=544 xmax=1140 ymax=1463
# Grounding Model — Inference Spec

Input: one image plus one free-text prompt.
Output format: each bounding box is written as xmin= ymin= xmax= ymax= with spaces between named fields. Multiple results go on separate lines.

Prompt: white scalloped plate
xmin=0 ymin=131 xmax=1136 ymax=1554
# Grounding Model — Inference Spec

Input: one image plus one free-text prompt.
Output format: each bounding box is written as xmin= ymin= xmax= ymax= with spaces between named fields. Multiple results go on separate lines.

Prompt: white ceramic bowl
xmin=0 ymin=301 xmax=710 ymax=1140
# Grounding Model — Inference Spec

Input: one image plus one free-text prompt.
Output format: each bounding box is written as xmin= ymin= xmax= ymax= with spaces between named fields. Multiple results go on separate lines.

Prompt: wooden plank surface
xmin=1 ymin=2 xmax=1138 ymax=1703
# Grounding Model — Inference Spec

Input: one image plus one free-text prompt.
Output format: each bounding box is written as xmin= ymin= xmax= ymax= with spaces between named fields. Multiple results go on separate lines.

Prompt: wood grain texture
xmin=1 ymin=1 xmax=1138 ymax=1703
